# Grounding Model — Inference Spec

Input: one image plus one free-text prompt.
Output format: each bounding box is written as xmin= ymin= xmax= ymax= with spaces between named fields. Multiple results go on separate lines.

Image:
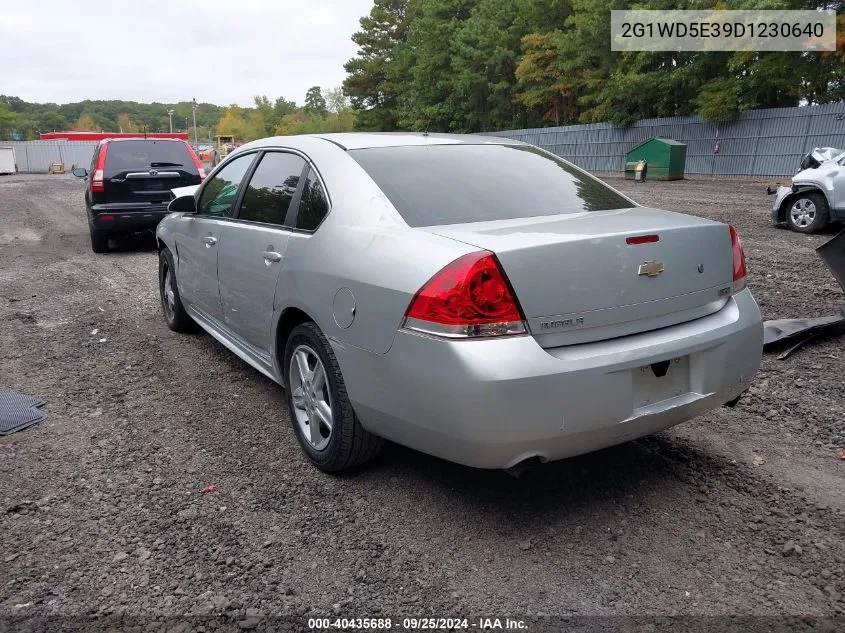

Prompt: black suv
xmin=73 ymin=138 xmax=205 ymax=253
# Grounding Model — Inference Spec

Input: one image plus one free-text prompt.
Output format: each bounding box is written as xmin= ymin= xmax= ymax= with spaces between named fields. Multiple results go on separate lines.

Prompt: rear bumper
xmin=334 ymin=289 xmax=763 ymax=469
xmin=90 ymin=204 xmax=171 ymax=232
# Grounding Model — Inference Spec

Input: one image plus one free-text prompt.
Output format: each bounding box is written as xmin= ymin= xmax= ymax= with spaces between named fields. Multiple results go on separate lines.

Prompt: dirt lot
xmin=1 ymin=173 xmax=843 ymax=628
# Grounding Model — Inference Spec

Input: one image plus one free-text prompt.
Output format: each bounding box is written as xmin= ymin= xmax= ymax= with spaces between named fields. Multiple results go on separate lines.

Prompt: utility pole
xmin=191 ymin=98 xmax=198 ymax=146
xmin=167 ymin=109 xmax=175 ymax=133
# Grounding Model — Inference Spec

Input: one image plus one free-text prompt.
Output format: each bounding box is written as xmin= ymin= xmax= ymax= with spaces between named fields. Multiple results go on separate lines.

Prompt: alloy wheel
xmin=288 ymin=345 xmax=333 ymax=451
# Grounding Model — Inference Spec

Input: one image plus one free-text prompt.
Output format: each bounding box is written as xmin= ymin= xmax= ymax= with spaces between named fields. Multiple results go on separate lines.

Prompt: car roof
xmin=102 ymin=137 xmax=185 ymax=144
xmin=243 ymin=132 xmax=527 ymax=151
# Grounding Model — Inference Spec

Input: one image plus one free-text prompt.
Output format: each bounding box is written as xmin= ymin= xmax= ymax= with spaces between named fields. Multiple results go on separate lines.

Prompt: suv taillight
xmin=91 ymin=144 xmax=108 ymax=192
xmin=729 ymin=224 xmax=747 ymax=293
xmin=184 ymin=142 xmax=206 ymax=181
xmin=403 ymin=251 xmax=527 ymax=338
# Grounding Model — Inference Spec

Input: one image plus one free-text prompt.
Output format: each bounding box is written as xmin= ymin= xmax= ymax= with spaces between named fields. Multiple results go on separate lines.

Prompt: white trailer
xmin=0 ymin=146 xmax=16 ymax=175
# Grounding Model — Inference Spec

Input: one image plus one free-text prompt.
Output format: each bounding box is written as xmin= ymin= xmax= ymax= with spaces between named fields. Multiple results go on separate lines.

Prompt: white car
xmin=771 ymin=147 xmax=845 ymax=233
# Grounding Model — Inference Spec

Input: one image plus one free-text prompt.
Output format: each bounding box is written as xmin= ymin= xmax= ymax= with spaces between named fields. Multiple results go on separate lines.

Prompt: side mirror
xmin=168 ymin=194 xmax=197 ymax=214
xmin=72 ymin=167 xmax=88 ymax=178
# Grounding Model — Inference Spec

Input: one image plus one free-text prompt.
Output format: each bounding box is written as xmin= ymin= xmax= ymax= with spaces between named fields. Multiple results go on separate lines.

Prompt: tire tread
xmin=90 ymin=228 xmax=109 ymax=253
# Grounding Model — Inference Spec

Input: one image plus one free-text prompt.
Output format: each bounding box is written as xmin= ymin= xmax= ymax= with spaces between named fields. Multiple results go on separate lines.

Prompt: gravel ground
xmin=0 ymin=173 xmax=843 ymax=629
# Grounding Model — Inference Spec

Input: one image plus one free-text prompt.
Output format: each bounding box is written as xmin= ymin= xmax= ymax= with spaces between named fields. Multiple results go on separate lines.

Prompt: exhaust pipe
xmin=504 ymin=456 xmax=544 ymax=479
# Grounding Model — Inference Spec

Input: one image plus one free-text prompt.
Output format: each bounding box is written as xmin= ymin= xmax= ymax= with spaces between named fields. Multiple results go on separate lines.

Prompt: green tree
xmin=251 ymin=95 xmax=278 ymax=137
xmin=447 ymin=0 xmax=570 ymax=131
xmin=117 ymin=113 xmax=136 ymax=133
xmin=343 ymin=0 xmax=415 ymax=130
xmin=73 ymin=113 xmax=98 ymax=131
xmin=215 ymin=105 xmax=249 ymax=140
xmin=0 ymin=101 xmax=16 ymax=139
xmin=274 ymin=97 xmax=297 ymax=118
xmin=393 ymin=0 xmax=479 ymax=131
xmin=304 ymin=86 xmax=327 ymax=114
xmin=324 ymin=87 xmax=349 ymax=114
xmin=516 ymin=31 xmax=578 ymax=125
xmin=37 ymin=111 xmax=68 ymax=133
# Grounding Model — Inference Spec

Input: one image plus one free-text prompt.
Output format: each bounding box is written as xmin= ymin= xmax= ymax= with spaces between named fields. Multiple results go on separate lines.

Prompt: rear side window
xmin=238 ymin=152 xmax=306 ymax=226
xmin=348 ymin=144 xmax=632 ymax=227
xmin=104 ymin=140 xmax=194 ymax=173
xmin=296 ymin=169 xmax=329 ymax=231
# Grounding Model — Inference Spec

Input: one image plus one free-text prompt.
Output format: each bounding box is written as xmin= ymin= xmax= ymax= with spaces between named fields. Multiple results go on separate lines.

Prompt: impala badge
xmin=638 ymin=261 xmax=665 ymax=277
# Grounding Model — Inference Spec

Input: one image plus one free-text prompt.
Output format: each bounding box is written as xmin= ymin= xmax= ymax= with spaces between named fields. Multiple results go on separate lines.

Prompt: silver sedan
xmin=156 ymin=133 xmax=763 ymax=472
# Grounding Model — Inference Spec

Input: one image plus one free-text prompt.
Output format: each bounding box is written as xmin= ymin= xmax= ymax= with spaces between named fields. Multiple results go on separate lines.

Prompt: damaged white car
xmin=769 ymin=147 xmax=845 ymax=233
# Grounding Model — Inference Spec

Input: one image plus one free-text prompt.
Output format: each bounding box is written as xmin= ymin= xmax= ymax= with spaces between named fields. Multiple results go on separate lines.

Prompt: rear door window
xmin=348 ymin=144 xmax=632 ymax=227
xmin=104 ymin=141 xmax=195 ymax=173
xmin=237 ymin=152 xmax=307 ymax=226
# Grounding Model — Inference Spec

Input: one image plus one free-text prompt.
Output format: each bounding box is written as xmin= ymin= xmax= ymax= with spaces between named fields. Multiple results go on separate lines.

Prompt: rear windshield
xmin=105 ymin=140 xmax=195 ymax=173
xmin=348 ymin=144 xmax=632 ymax=227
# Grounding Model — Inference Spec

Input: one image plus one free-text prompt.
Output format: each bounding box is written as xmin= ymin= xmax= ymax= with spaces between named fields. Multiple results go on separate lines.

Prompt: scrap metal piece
xmin=816 ymin=228 xmax=845 ymax=293
xmin=763 ymin=228 xmax=845 ymax=350
xmin=777 ymin=334 xmax=818 ymax=360
xmin=763 ymin=314 xmax=845 ymax=347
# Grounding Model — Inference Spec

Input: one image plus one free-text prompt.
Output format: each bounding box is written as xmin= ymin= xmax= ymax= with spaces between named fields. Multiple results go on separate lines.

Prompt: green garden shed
xmin=624 ymin=137 xmax=686 ymax=181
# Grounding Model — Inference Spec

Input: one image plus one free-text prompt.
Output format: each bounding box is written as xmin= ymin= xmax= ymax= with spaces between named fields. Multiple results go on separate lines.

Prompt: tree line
xmin=0 ymin=86 xmax=355 ymax=142
xmin=342 ymin=0 xmax=845 ymax=132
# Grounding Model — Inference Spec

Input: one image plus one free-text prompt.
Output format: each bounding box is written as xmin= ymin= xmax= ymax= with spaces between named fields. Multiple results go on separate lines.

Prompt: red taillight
xmin=626 ymin=234 xmax=659 ymax=245
xmin=729 ymin=224 xmax=747 ymax=292
xmin=184 ymin=142 xmax=206 ymax=181
xmin=91 ymin=143 xmax=108 ymax=192
xmin=98 ymin=215 xmax=114 ymax=221
xmin=403 ymin=251 xmax=526 ymax=338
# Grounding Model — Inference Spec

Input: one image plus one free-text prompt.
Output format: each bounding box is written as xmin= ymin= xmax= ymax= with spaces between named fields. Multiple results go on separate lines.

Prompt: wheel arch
xmin=274 ymin=306 xmax=317 ymax=385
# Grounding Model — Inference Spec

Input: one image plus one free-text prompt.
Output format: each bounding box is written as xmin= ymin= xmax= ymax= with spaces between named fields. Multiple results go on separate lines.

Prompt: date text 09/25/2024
xmin=307 ymin=617 xmax=528 ymax=630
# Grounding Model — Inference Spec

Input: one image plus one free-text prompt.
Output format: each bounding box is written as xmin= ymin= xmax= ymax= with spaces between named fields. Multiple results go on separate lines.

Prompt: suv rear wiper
xmin=150 ymin=162 xmax=183 ymax=167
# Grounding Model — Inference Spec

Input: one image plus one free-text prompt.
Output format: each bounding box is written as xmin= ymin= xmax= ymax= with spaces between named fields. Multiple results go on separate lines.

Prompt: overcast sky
xmin=1 ymin=0 xmax=374 ymax=107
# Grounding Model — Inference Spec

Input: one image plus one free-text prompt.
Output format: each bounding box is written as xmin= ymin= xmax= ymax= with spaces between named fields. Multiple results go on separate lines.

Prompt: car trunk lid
xmin=422 ymin=207 xmax=735 ymax=347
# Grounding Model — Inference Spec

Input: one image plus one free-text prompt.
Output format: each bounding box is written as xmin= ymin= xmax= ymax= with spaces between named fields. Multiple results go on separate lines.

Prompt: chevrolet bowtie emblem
xmin=638 ymin=261 xmax=665 ymax=277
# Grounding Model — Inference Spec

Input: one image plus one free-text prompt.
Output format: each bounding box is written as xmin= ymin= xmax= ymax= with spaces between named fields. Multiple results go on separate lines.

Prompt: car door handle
xmin=262 ymin=251 xmax=282 ymax=263
xmin=202 ymin=236 xmax=217 ymax=247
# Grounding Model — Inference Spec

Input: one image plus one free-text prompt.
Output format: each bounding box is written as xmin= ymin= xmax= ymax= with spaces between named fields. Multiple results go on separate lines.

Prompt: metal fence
xmin=485 ymin=101 xmax=845 ymax=178
xmin=5 ymin=140 xmax=98 ymax=173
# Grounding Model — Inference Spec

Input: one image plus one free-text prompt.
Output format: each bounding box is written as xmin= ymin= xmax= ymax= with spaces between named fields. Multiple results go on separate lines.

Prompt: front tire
xmin=787 ymin=191 xmax=829 ymax=234
xmin=158 ymin=248 xmax=195 ymax=332
xmin=284 ymin=322 xmax=384 ymax=472
xmin=90 ymin=227 xmax=109 ymax=253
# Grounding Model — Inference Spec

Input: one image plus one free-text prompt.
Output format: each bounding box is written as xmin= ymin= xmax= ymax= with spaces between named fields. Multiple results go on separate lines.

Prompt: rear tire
xmin=90 ymin=228 xmax=109 ymax=253
xmin=284 ymin=322 xmax=384 ymax=472
xmin=158 ymin=247 xmax=196 ymax=333
xmin=786 ymin=191 xmax=829 ymax=234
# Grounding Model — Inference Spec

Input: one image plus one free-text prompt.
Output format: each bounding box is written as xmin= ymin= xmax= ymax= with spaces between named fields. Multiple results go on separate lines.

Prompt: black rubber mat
xmin=0 ymin=389 xmax=46 ymax=435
